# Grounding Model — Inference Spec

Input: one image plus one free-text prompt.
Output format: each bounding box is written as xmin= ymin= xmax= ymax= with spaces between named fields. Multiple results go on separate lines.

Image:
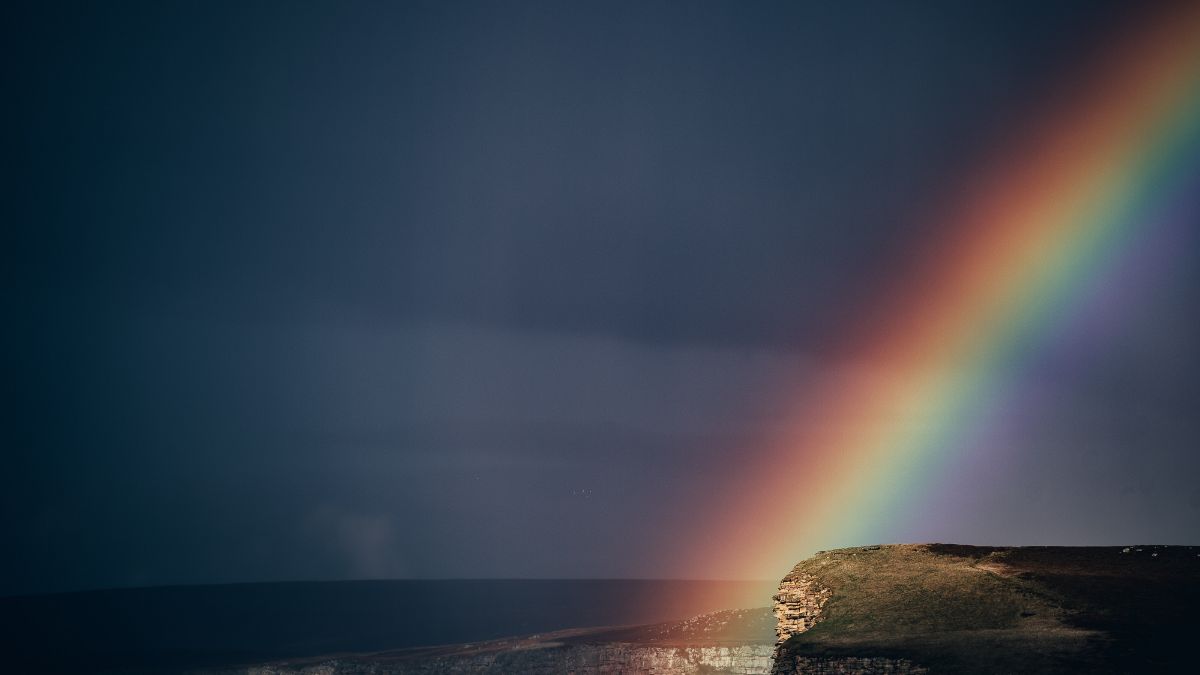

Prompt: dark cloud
xmin=6 ymin=0 xmax=1194 ymax=594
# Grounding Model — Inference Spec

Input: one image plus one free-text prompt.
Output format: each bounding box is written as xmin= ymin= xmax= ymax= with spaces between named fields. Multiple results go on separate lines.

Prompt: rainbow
xmin=678 ymin=2 xmax=1200 ymax=592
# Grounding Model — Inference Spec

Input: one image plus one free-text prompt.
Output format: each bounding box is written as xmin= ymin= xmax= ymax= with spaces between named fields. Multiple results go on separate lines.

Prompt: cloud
xmin=290 ymin=319 xmax=814 ymax=440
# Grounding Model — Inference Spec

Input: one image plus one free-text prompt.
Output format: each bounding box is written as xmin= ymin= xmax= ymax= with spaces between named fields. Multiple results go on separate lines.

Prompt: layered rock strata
xmin=772 ymin=571 xmax=831 ymax=645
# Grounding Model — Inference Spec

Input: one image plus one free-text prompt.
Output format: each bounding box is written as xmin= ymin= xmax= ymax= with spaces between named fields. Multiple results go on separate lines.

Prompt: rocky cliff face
xmin=772 ymin=571 xmax=831 ymax=645
xmin=771 ymin=559 xmax=920 ymax=675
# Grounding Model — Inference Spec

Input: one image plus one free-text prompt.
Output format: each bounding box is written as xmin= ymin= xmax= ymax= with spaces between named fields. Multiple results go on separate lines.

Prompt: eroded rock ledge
xmin=770 ymin=550 xmax=920 ymax=674
xmin=772 ymin=571 xmax=831 ymax=645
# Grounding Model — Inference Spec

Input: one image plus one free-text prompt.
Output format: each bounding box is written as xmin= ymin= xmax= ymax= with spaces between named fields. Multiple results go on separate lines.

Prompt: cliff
xmin=771 ymin=543 xmax=1200 ymax=674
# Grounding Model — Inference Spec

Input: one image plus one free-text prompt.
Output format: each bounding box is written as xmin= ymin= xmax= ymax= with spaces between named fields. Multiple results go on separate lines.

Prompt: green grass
xmin=775 ymin=544 xmax=1199 ymax=673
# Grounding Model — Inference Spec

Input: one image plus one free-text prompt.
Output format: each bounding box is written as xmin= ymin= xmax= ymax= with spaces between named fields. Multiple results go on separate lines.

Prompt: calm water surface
xmin=0 ymin=579 xmax=775 ymax=673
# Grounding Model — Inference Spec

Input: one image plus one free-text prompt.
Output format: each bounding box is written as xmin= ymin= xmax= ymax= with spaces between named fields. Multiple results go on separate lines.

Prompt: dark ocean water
xmin=0 ymin=579 xmax=775 ymax=673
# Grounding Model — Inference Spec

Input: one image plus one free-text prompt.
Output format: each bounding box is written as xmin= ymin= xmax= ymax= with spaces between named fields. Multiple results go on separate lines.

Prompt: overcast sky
xmin=6 ymin=0 xmax=1198 ymax=595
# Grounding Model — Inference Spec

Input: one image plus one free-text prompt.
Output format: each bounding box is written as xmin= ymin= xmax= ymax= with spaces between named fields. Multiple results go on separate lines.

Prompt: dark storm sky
xmin=6 ymin=0 xmax=1198 ymax=595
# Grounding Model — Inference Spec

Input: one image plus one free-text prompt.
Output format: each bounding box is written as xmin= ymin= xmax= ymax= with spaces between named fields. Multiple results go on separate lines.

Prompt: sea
xmin=0 ymin=579 xmax=775 ymax=673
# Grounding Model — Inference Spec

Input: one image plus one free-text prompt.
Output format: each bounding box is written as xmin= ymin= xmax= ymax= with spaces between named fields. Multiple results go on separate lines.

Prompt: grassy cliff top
xmin=777 ymin=543 xmax=1200 ymax=673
